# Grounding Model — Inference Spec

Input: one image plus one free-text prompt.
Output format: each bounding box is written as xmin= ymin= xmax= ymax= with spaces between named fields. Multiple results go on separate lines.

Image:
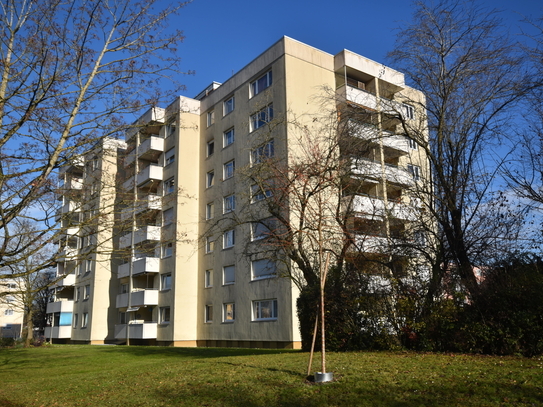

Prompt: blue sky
xmin=175 ymin=0 xmax=542 ymax=98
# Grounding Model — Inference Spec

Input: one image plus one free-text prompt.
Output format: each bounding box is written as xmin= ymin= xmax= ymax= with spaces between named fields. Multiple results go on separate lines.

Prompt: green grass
xmin=0 ymin=346 xmax=542 ymax=406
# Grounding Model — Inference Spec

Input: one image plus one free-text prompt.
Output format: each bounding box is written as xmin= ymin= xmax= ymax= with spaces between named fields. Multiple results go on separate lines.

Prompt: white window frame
xmin=72 ymin=313 xmax=78 ymax=328
xmin=162 ymin=242 xmax=173 ymax=258
xmin=207 ymin=111 xmax=215 ymax=127
xmin=205 ymin=269 xmax=213 ymax=288
xmin=205 ymin=304 xmax=213 ymax=323
xmin=407 ymin=137 xmax=418 ymax=150
xmin=251 ymin=220 xmax=273 ymax=241
xmin=160 ymin=306 xmax=171 ymax=324
xmin=252 ymin=299 xmax=278 ymax=321
xmin=84 ymin=285 xmax=90 ymax=300
xmin=207 ymin=140 xmax=215 ymax=157
xmin=251 ymin=184 xmax=273 ymax=203
xmin=82 ymin=312 xmax=89 ymax=328
xmin=164 ymin=177 xmax=175 ymax=195
xmin=223 ymin=160 xmax=235 ymax=180
xmin=161 ymin=273 xmax=172 ymax=290
xmin=223 ymin=265 xmax=235 ymax=285
xmin=223 ymin=194 xmax=236 ymax=214
xmin=223 ymin=229 xmax=235 ymax=249
xmin=250 ymin=104 xmax=274 ymax=132
xmin=250 ymin=70 xmax=272 ymax=98
xmin=223 ymin=128 xmax=234 ymax=147
xmin=206 ymin=202 xmax=214 ymax=220
xmin=166 ymin=120 xmax=176 ymax=138
xmin=85 ymin=258 xmax=92 ymax=273
xmin=4 ymin=309 xmax=14 ymax=316
xmin=223 ymin=303 xmax=235 ymax=323
xmin=223 ymin=96 xmax=235 ymax=116
xmin=251 ymin=259 xmax=276 ymax=280
xmin=205 ymin=237 xmax=214 ymax=253
xmin=206 ymin=171 xmax=215 ymax=188
xmin=163 ymin=208 xmax=174 ymax=226
xmin=76 ymin=287 xmax=81 ymax=301
xmin=403 ymin=104 xmax=415 ymax=120
xmin=407 ymin=164 xmax=421 ymax=181
xmin=164 ymin=148 xmax=175 ymax=166
xmin=251 ymin=140 xmax=275 ymax=165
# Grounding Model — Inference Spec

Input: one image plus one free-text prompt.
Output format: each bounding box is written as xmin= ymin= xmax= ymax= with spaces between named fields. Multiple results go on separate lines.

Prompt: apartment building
xmin=47 ymin=36 xmax=429 ymax=348
xmin=0 ymin=279 xmax=24 ymax=339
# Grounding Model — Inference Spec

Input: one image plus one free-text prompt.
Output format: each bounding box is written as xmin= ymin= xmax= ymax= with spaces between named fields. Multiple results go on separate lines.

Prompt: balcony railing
xmin=46 ymin=300 xmax=74 ymax=314
xmin=114 ymin=322 xmax=158 ymax=339
xmin=338 ymin=84 xmax=405 ymax=116
xmin=124 ymin=136 xmax=165 ymax=167
xmin=122 ymin=165 xmax=163 ymax=190
xmin=117 ymin=257 xmax=160 ymax=279
xmin=351 ymin=158 xmax=414 ymax=188
xmin=345 ymin=194 xmax=418 ymax=221
xmin=118 ymin=225 xmax=161 ymax=249
xmin=120 ymin=195 xmax=162 ymax=221
xmin=44 ymin=325 xmax=72 ymax=339
xmin=116 ymin=289 xmax=159 ymax=308
xmin=51 ymin=273 xmax=76 ymax=288
xmin=347 ymin=121 xmax=409 ymax=154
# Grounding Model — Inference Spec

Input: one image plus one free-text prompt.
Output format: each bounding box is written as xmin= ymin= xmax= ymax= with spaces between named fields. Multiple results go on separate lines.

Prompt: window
xmin=164 ymin=177 xmax=175 ymax=194
xmin=76 ymin=287 xmax=81 ymax=301
xmin=223 ymin=229 xmax=235 ymax=249
xmin=223 ymin=303 xmax=235 ymax=322
xmin=250 ymin=104 xmax=274 ymax=131
xmin=119 ymin=312 xmax=127 ymax=325
xmin=161 ymin=273 xmax=172 ymax=290
xmin=165 ymin=148 xmax=175 ymax=166
xmin=7 ymin=283 xmax=16 ymax=289
xmin=82 ymin=313 xmax=88 ymax=328
xmin=207 ymin=111 xmax=215 ymax=127
xmin=206 ymin=171 xmax=215 ymax=188
xmin=223 ymin=96 xmax=235 ymax=115
xmin=205 ymin=269 xmax=213 ymax=288
xmin=407 ymin=164 xmax=421 ymax=181
xmin=205 ymin=304 xmax=213 ymax=322
xmin=223 ymin=194 xmax=236 ymax=213
xmin=162 ymin=242 xmax=173 ymax=258
xmin=72 ymin=314 xmax=78 ymax=328
xmin=163 ymin=208 xmax=174 ymax=226
xmin=207 ymin=140 xmax=215 ymax=157
xmin=250 ymin=70 xmax=272 ymax=97
xmin=251 ymin=140 xmax=275 ymax=165
xmin=166 ymin=121 xmax=176 ymax=137
xmin=84 ymin=285 xmax=90 ymax=300
xmin=251 ymin=184 xmax=273 ymax=202
xmin=5 ymin=295 xmax=14 ymax=303
xmin=85 ymin=258 xmax=92 ymax=273
xmin=223 ymin=160 xmax=235 ymax=180
xmin=223 ymin=128 xmax=234 ymax=147
xmin=407 ymin=137 xmax=418 ymax=150
xmin=4 ymin=309 xmax=13 ymax=316
xmin=251 ymin=219 xmax=274 ymax=241
xmin=206 ymin=202 xmax=214 ymax=220
xmin=223 ymin=265 xmax=235 ymax=285
xmin=160 ymin=307 xmax=171 ymax=324
xmin=403 ymin=104 xmax=415 ymax=120
xmin=120 ymin=283 xmax=128 ymax=294
xmin=252 ymin=299 xmax=277 ymax=320
xmin=252 ymin=259 xmax=276 ymax=280
xmin=205 ymin=237 xmax=214 ymax=253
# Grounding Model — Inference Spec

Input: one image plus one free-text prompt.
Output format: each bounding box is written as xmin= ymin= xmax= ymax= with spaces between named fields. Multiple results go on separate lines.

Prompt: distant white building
xmin=0 ymin=279 xmax=24 ymax=339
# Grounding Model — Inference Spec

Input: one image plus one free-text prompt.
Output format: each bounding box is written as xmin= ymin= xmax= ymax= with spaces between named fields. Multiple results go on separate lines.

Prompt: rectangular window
xmin=206 ymin=171 xmax=215 ymax=188
xmin=207 ymin=111 xmax=215 ymax=127
xmin=223 ymin=96 xmax=235 ymax=115
xmin=252 ymin=299 xmax=277 ymax=320
xmin=223 ymin=160 xmax=235 ymax=180
xmin=223 ymin=229 xmax=235 ymax=249
xmin=207 ymin=140 xmax=215 ymax=157
xmin=85 ymin=258 xmax=92 ymax=273
xmin=205 ymin=304 xmax=213 ymax=322
xmin=166 ymin=121 xmax=176 ymax=137
xmin=160 ymin=307 xmax=171 ymax=324
xmin=223 ymin=265 xmax=235 ymax=285
xmin=250 ymin=104 xmax=274 ymax=132
xmin=223 ymin=303 xmax=235 ymax=322
xmin=120 ymin=283 xmax=128 ymax=294
xmin=251 ymin=219 xmax=274 ymax=241
xmin=250 ymin=70 xmax=272 ymax=97
xmin=4 ymin=309 xmax=13 ymax=316
xmin=407 ymin=164 xmax=421 ymax=181
xmin=252 ymin=259 xmax=276 ymax=280
xmin=165 ymin=148 xmax=175 ymax=166
xmin=407 ymin=137 xmax=418 ymax=150
xmin=251 ymin=140 xmax=275 ymax=165
xmin=76 ymin=287 xmax=81 ymax=301
xmin=84 ymin=285 xmax=90 ymax=300
xmin=164 ymin=177 xmax=175 ymax=195
xmin=206 ymin=202 xmax=214 ymax=220
xmin=205 ymin=269 xmax=213 ymax=288
xmin=403 ymin=104 xmax=415 ymax=120
xmin=205 ymin=237 xmax=214 ymax=253
xmin=72 ymin=314 xmax=78 ymax=328
xmin=223 ymin=128 xmax=235 ymax=147
xmin=223 ymin=194 xmax=236 ymax=214
xmin=163 ymin=208 xmax=174 ymax=226
xmin=161 ymin=273 xmax=172 ymax=290
xmin=119 ymin=312 xmax=127 ymax=325
xmin=251 ymin=184 xmax=273 ymax=202
xmin=162 ymin=242 xmax=173 ymax=258
xmin=82 ymin=312 xmax=89 ymax=328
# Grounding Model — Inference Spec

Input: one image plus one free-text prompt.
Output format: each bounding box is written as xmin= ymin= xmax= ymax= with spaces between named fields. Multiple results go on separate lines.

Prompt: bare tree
xmin=0 ymin=0 xmax=190 ymax=280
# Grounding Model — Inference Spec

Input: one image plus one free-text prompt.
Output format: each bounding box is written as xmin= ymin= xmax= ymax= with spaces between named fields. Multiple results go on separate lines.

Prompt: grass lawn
xmin=0 ymin=346 xmax=542 ymax=406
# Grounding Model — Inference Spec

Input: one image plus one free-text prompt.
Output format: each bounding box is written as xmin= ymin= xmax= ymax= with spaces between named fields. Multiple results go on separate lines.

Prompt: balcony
xmin=348 ymin=121 xmax=409 ymax=155
xmin=114 ymin=322 xmax=158 ymax=340
xmin=119 ymin=225 xmax=161 ymax=249
xmin=55 ymin=201 xmax=81 ymax=222
xmin=51 ymin=273 xmax=76 ymax=288
xmin=351 ymin=158 xmax=414 ymax=188
xmin=338 ymin=84 xmax=405 ymax=116
xmin=346 ymin=195 xmax=418 ymax=222
xmin=44 ymin=325 xmax=72 ymax=339
xmin=126 ymin=107 xmax=165 ymax=141
xmin=118 ymin=257 xmax=160 ymax=279
xmin=120 ymin=195 xmax=162 ymax=221
xmin=124 ymin=136 xmax=165 ymax=167
xmin=59 ymin=157 xmax=84 ymax=175
xmin=122 ymin=165 xmax=163 ymax=190
xmin=57 ymin=247 xmax=78 ymax=262
xmin=46 ymin=300 xmax=74 ymax=314
xmin=116 ymin=289 xmax=159 ymax=308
